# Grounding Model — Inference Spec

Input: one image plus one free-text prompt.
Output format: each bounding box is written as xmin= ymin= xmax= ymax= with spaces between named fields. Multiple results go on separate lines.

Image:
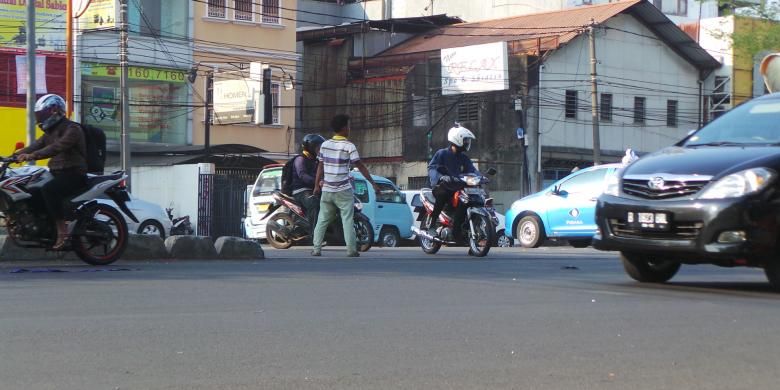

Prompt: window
xmin=271 ymin=82 xmax=281 ymax=124
xmin=353 ymin=180 xmax=370 ymax=203
xmin=667 ymin=100 xmax=678 ymax=127
xmin=600 ymin=93 xmax=612 ymax=122
xmin=208 ymin=0 xmax=226 ymax=18
xmin=565 ymin=90 xmax=578 ymax=119
xmin=653 ymin=0 xmax=687 ymax=16
xmin=557 ymin=168 xmax=609 ymax=197
xmin=234 ymin=0 xmax=253 ymax=21
xmin=457 ymin=96 xmax=479 ymax=123
xmin=377 ymin=183 xmax=405 ymax=204
xmin=262 ymin=0 xmax=281 ymax=24
xmin=130 ymin=0 xmax=189 ymax=37
xmin=407 ymin=176 xmax=430 ymax=190
xmin=634 ymin=97 xmax=646 ymax=124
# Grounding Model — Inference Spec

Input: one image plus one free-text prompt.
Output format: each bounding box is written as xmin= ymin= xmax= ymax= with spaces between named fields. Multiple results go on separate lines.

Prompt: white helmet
xmin=447 ymin=124 xmax=476 ymax=151
xmin=34 ymin=94 xmax=67 ymax=131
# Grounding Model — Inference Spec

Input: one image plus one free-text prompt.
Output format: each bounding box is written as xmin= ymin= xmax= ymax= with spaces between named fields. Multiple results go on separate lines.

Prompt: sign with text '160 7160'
xmin=441 ymin=41 xmax=509 ymax=96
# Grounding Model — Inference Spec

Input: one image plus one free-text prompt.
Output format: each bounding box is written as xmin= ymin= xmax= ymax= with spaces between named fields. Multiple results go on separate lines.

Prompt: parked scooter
xmin=0 ymin=153 xmax=136 ymax=265
xmin=411 ymin=168 xmax=497 ymax=257
xmin=166 ymin=208 xmax=194 ymax=235
xmin=262 ymin=191 xmax=374 ymax=251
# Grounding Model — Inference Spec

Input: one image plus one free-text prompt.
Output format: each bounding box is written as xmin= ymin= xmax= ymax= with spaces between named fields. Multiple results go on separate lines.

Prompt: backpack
xmin=79 ymin=124 xmax=107 ymax=175
xmin=280 ymin=155 xmax=300 ymax=196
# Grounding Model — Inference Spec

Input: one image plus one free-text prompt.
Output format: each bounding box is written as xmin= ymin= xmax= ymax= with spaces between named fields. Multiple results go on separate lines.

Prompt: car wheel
xmin=138 ymin=220 xmax=165 ymax=239
xmin=380 ymin=227 xmax=401 ymax=248
xmin=496 ymin=229 xmax=513 ymax=247
xmin=620 ymin=252 xmax=681 ymax=283
xmin=569 ymin=239 xmax=591 ymax=248
xmin=517 ymin=215 xmax=544 ymax=248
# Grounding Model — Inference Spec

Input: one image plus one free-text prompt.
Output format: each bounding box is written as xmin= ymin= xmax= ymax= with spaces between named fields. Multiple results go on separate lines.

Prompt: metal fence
xmin=198 ymin=170 xmax=260 ymax=238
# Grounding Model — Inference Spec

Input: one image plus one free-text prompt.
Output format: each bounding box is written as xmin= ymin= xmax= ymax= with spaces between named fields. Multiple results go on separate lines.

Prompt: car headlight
xmin=699 ymin=167 xmax=776 ymax=199
xmin=604 ymin=174 xmax=620 ymax=196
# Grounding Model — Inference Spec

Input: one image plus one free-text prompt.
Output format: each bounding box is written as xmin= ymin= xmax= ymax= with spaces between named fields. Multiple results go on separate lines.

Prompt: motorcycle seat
xmin=278 ymin=192 xmax=297 ymax=203
xmin=85 ymin=172 xmax=124 ymax=188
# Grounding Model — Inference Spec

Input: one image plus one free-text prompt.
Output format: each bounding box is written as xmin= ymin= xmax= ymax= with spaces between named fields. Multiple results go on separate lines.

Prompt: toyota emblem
xmin=648 ymin=177 xmax=665 ymax=190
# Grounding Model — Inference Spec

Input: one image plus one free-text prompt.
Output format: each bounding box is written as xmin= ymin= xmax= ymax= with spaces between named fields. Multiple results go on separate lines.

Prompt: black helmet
xmin=301 ymin=134 xmax=326 ymax=155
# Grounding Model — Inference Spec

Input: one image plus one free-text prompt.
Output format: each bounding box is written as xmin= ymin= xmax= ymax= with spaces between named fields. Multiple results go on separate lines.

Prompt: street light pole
xmin=588 ymin=19 xmax=601 ymax=166
xmin=25 ymin=0 xmax=36 ymax=152
xmin=119 ymin=0 xmax=131 ymax=189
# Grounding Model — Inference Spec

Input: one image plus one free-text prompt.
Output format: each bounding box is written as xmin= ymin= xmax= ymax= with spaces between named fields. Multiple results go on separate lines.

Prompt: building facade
xmin=193 ymin=0 xmax=298 ymax=157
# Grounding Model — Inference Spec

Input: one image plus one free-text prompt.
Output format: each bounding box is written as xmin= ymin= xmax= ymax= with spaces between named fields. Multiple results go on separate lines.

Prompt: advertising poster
xmin=0 ymin=1 xmax=67 ymax=52
xmin=213 ymin=79 xmax=261 ymax=125
xmin=79 ymin=0 xmax=116 ymax=30
xmin=15 ymin=55 xmax=47 ymax=94
xmin=441 ymin=41 xmax=509 ymax=95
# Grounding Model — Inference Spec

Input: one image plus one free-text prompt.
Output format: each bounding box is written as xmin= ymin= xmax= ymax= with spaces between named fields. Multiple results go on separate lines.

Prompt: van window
xmin=377 ymin=182 xmax=404 ymax=203
xmin=354 ymin=180 xmax=369 ymax=203
xmin=253 ymin=169 xmax=281 ymax=196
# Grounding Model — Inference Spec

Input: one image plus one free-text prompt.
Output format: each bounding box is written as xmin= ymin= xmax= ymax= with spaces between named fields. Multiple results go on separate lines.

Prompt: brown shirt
xmin=20 ymin=119 xmax=87 ymax=173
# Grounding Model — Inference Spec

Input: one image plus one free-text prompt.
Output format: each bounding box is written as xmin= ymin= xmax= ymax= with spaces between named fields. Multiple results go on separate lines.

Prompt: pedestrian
xmin=311 ymin=114 xmax=379 ymax=257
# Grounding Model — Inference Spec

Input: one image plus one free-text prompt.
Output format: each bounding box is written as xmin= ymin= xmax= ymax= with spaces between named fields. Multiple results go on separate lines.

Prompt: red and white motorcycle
xmin=0 ymin=153 xmax=137 ymax=265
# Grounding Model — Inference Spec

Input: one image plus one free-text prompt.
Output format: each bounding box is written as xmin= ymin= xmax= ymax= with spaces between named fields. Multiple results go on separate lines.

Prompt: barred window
xmin=234 ymin=0 xmax=253 ymax=21
xmin=271 ymin=83 xmax=281 ymax=124
xmin=208 ymin=0 xmax=226 ymax=18
xmin=565 ymin=90 xmax=577 ymax=119
xmin=600 ymin=93 xmax=612 ymax=122
xmin=407 ymin=176 xmax=430 ymax=190
xmin=667 ymin=100 xmax=678 ymax=127
xmin=457 ymin=97 xmax=479 ymax=123
xmin=262 ymin=0 xmax=280 ymax=24
xmin=634 ymin=97 xmax=646 ymax=124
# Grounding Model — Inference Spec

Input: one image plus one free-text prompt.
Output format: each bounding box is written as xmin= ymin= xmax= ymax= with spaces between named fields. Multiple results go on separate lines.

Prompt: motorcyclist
xmin=426 ymin=124 xmax=480 ymax=239
xmin=292 ymin=134 xmax=326 ymax=228
xmin=14 ymin=94 xmax=87 ymax=250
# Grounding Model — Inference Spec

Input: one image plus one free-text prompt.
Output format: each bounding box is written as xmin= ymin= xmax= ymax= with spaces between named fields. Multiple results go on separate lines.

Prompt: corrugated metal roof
xmin=377 ymin=0 xmax=720 ymax=70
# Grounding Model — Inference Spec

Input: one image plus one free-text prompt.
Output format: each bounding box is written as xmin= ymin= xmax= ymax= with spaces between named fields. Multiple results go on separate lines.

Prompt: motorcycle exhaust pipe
xmin=267 ymin=220 xmax=291 ymax=237
xmin=411 ymin=226 xmax=443 ymax=243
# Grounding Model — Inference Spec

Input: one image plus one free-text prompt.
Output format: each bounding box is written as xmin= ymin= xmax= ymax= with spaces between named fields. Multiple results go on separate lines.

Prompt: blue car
xmin=506 ymin=164 xmax=622 ymax=248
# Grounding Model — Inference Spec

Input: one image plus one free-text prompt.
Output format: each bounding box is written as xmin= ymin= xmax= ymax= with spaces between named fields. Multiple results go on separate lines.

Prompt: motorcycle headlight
xmin=464 ymin=176 xmax=481 ymax=186
xmin=699 ymin=168 xmax=776 ymax=199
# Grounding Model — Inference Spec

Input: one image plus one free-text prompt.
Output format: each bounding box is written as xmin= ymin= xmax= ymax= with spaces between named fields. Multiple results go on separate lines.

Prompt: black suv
xmin=594 ymin=93 xmax=780 ymax=289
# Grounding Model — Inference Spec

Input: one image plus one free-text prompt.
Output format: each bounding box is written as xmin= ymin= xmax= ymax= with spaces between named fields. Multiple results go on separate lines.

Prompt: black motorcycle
xmin=262 ymin=191 xmax=374 ymax=251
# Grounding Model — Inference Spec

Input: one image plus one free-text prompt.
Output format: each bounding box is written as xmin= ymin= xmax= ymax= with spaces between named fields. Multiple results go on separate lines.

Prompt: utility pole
xmin=588 ymin=19 xmax=601 ymax=165
xmin=25 ymin=0 xmax=36 ymax=152
xmin=205 ymin=71 xmax=213 ymax=154
xmin=119 ymin=0 xmax=131 ymax=189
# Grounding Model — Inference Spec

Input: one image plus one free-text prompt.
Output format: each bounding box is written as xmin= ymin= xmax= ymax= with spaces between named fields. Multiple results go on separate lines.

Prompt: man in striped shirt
xmin=312 ymin=114 xmax=379 ymax=257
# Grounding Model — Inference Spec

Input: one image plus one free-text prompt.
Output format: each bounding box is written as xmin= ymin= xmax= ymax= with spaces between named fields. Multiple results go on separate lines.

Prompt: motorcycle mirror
xmin=14 ymin=141 xmax=24 ymax=151
xmin=486 ymin=167 xmax=497 ymax=176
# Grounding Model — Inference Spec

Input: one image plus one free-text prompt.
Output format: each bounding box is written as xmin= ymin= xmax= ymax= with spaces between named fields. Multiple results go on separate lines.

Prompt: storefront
xmin=80 ymin=62 xmax=190 ymax=145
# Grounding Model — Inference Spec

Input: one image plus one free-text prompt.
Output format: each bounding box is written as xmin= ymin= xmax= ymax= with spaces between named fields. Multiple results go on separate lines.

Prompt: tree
xmin=715 ymin=0 xmax=780 ymax=59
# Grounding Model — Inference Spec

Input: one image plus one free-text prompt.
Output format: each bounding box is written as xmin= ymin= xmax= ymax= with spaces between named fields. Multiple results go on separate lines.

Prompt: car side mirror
xmin=486 ymin=167 xmax=497 ymax=176
xmin=14 ymin=141 xmax=24 ymax=151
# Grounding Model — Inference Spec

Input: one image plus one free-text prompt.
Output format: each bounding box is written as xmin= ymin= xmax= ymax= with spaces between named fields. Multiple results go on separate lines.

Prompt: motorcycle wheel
xmin=419 ymin=215 xmax=442 ymax=255
xmin=467 ymin=213 xmax=495 ymax=258
xmin=266 ymin=213 xmax=295 ymax=249
xmin=72 ymin=203 xmax=129 ymax=266
xmin=354 ymin=213 xmax=374 ymax=252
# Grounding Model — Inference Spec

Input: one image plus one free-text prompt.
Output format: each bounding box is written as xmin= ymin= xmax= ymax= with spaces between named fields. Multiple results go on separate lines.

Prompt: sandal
xmin=51 ymin=235 xmax=70 ymax=251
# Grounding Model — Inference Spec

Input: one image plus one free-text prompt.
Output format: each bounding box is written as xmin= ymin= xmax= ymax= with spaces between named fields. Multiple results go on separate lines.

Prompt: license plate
xmin=627 ymin=211 xmax=669 ymax=230
xmin=255 ymin=204 xmax=269 ymax=212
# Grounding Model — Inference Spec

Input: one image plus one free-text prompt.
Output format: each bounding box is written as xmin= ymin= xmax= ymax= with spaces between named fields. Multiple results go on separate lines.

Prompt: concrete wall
xmin=129 ymin=164 xmax=203 ymax=229
xmin=538 ymin=13 xmax=701 ymax=157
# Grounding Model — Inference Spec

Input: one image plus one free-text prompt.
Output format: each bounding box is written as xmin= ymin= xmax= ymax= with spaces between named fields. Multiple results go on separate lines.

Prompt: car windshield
xmin=253 ymin=169 xmax=281 ymax=196
xmin=685 ymin=98 xmax=780 ymax=146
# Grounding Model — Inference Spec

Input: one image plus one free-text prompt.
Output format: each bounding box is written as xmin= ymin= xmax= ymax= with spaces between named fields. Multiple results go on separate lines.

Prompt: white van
xmin=244 ymin=164 xmax=283 ymax=241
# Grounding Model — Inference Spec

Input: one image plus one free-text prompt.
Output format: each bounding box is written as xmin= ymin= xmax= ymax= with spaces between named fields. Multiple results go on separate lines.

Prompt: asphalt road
xmin=2 ymin=246 xmax=779 ymax=390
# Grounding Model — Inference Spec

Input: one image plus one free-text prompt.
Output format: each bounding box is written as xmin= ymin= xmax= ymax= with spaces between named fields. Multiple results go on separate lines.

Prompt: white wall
xmin=386 ymin=0 xmax=718 ymax=23
xmin=539 ymin=13 xmax=701 ymax=156
xmin=129 ymin=164 xmax=203 ymax=230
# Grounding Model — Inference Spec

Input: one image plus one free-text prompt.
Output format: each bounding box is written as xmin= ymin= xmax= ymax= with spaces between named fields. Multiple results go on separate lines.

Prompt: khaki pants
xmin=312 ymin=189 xmax=356 ymax=254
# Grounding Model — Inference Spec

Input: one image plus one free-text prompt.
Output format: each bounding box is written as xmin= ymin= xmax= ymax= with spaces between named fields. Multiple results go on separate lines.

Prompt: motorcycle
xmin=0 ymin=155 xmax=137 ymax=265
xmin=411 ymin=168 xmax=497 ymax=257
xmin=166 ymin=208 xmax=194 ymax=235
xmin=261 ymin=191 xmax=374 ymax=251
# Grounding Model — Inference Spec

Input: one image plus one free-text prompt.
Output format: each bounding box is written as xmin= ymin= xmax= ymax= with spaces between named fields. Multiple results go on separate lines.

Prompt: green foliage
xmin=710 ymin=0 xmax=780 ymax=59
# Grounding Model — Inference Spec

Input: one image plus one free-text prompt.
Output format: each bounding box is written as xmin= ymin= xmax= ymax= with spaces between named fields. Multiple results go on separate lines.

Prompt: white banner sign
xmin=213 ymin=79 xmax=261 ymax=124
xmin=15 ymin=55 xmax=48 ymax=95
xmin=441 ymin=41 xmax=509 ymax=95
